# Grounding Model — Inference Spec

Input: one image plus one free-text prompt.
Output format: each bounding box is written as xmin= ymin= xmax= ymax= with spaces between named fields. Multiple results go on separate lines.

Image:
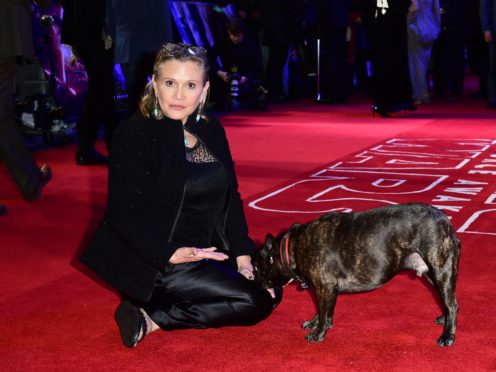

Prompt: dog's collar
xmin=279 ymin=232 xmax=291 ymax=268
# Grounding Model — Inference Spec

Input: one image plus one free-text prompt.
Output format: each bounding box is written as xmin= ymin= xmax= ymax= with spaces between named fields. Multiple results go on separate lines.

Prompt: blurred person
xmin=106 ymin=0 xmax=174 ymax=117
xmin=467 ymin=0 xmax=489 ymax=99
xmin=362 ymin=0 xmax=414 ymax=117
xmin=259 ymin=0 xmax=304 ymax=102
xmin=431 ymin=0 xmax=469 ymax=100
xmin=61 ymin=0 xmax=120 ymax=165
xmin=79 ymin=43 xmax=281 ymax=348
xmin=480 ymin=0 xmax=496 ymax=108
xmin=407 ymin=0 xmax=441 ymax=104
xmin=209 ymin=19 xmax=266 ymax=110
xmin=348 ymin=0 xmax=373 ymax=95
xmin=315 ymin=0 xmax=352 ymax=104
xmin=234 ymin=0 xmax=263 ymax=43
xmin=0 ymin=0 xmax=52 ymax=213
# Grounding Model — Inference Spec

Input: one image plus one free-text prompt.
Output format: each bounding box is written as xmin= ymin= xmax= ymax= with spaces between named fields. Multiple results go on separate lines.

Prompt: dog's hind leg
xmin=427 ymin=236 xmax=460 ymax=346
xmin=304 ymin=286 xmax=337 ymax=343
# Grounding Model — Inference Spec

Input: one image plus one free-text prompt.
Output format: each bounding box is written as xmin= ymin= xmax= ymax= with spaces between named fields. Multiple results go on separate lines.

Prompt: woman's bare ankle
xmin=140 ymin=309 xmax=160 ymax=334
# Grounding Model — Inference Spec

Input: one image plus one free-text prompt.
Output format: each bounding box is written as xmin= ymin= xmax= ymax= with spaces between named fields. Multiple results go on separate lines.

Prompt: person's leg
xmin=120 ymin=62 xmax=137 ymax=117
xmin=124 ymin=52 xmax=156 ymax=118
xmin=98 ymin=49 xmax=120 ymax=148
xmin=75 ymin=48 xmax=110 ymax=164
xmin=207 ymin=73 xmax=229 ymax=111
xmin=143 ymin=260 xmax=274 ymax=330
xmin=431 ymin=34 xmax=447 ymax=96
xmin=409 ymin=39 xmax=433 ymax=104
xmin=487 ymin=41 xmax=496 ymax=107
xmin=266 ymin=44 xmax=289 ymax=101
xmin=449 ymin=31 xmax=466 ymax=97
xmin=0 ymin=57 xmax=44 ymax=196
xmin=329 ymin=27 xmax=348 ymax=102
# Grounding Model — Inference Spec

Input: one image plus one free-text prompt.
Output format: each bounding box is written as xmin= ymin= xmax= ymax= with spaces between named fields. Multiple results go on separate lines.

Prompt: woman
xmin=407 ymin=0 xmax=441 ymax=104
xmin=363 ymin=0 xmax=415 ymax=117
xmin=80 ymin=43 xmax=280 ymax=348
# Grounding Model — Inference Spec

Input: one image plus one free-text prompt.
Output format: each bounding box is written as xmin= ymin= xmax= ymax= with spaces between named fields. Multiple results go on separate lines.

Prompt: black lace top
xmin=171 ymin=139 xmax=228 ymax=247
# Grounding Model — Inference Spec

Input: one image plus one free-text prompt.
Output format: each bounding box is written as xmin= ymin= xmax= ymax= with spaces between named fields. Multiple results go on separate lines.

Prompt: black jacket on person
xmin=209 ymin=36 xmax=264 ymax=82
xmin=80 ymin=112 xmax=256 ymax=302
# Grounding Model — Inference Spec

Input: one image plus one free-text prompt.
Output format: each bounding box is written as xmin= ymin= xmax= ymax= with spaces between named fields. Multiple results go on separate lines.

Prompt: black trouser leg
xmin=77 ymin=47 xmax=119 ymax=149
xmin=432 ymin=35 xmax=448 ymax=95
xmin=0 ymin=57 xmax=41 ymax=195
xmin=487 ymin=41 xmax=496 ymax=104
xmin=140 ymin=260 xmax=273 ymax=330
xmin=266 ymin=44 xmax=289 ymax=99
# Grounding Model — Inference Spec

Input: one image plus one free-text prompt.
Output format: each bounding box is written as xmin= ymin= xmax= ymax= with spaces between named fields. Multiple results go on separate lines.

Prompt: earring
xmin=153 ymin=95 xmax=160 ymax=118
xmin=196 ymin=97 xmax=205 ymax=122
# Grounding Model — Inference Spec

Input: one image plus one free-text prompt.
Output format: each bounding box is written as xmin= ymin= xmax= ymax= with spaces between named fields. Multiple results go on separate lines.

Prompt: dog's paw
xmin=305 ymin=331 xmax=326 ymax=343
xmin=302 ymin=320 xmax=317 ymax=330
xmin=437 ymin=334 xmax=455 ymax=347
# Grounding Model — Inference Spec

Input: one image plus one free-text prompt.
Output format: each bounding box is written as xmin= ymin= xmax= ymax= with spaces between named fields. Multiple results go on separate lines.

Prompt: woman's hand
xmin=236 ymin=255 xmax=254 ymax=280
xmin=217 ymin=70 xmax=230 ymax=83
xmin=169 ymin=247 xmax=228 ymax=264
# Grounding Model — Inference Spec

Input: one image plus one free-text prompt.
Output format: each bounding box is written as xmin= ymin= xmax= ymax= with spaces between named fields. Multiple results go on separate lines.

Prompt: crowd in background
xmin=210 ymin=0 xmax=495 ymax=114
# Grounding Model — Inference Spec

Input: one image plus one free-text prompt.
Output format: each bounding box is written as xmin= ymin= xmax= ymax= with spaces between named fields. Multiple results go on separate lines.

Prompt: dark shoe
xmin=487 ymin=102 xmax=496 ymax=109
xmin=271 ymin=287 xmax=283 ymax=310
xmin=75 ymin=148 xmax=108 ymax=165
xmin=23 ymin=164 xmax=52 ymax=201
xmin=371 ymin=105 xmax=391 ymax=118
xmin=315 ymin=97 xmax=336 ymax=104
xmin=114 ymin=301 xmax=147 ymax=348
xmin=0 ymin=205 xmax=7 ymax=216
xmin=268 ymin=95 xmax=289 ymax=104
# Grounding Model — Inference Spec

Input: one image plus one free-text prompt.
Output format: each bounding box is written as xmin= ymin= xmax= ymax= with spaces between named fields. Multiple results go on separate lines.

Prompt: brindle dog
xmin=253 ymin=203 xmax=460 ymax=346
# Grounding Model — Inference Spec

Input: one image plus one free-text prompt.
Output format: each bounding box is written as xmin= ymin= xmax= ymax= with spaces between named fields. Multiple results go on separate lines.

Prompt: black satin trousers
xmin=135 ymin=260 xmax=274 ymax=330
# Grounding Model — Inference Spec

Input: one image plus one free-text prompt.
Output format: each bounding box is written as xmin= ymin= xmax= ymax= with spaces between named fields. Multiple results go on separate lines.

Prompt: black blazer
xmin=80 ymin=113 xmax=256 ymax=301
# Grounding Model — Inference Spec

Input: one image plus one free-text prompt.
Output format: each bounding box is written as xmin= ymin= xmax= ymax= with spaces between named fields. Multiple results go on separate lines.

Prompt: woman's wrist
xmin=236 ymin=255 xmax=254 ymax=280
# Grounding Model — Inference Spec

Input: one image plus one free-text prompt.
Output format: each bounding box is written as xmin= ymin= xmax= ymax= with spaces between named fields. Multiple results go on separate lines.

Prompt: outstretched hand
xmin=169 ymin=247 xmax=228 ymax=264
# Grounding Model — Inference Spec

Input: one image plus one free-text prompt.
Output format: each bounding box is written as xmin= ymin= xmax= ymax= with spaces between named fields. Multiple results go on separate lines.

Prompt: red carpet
xmin=1 ymin=94 xmax=496 ymax=371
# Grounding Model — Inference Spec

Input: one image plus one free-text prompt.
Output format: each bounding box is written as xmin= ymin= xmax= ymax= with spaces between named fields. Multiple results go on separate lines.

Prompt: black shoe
xmin=271 ymin=287 xmax=283 ymax=310
xmin=371 ymin=105 xmax=391 ymax=118
xmin=75 ymin=148 xmax=108 ymax=165
xmin=0 ymin=205 xmax=7 ymax=216
xmin=23 ymin=164 xmax=52 ymax=201
xmin=114 ymin=301 xmax=147 ymax=348
xmin=315 ymin=97 xmax=336 ymax=104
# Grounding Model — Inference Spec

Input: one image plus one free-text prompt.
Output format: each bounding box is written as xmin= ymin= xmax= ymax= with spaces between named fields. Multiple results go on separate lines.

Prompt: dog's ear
xmin=264 ymin=233 xmax=274 ymax=250
xmin=291 ymin=223 xmax=300 ymax=230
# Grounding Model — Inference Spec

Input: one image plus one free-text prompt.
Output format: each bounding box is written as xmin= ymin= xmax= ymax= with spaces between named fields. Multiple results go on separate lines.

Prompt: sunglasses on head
xmin=162 ymin=43 xmax=206 ymax=57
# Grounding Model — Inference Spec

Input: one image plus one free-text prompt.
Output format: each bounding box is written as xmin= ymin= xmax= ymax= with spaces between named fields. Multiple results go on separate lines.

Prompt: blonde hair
xmin=139 ymin=43 xmax=210 ymax=119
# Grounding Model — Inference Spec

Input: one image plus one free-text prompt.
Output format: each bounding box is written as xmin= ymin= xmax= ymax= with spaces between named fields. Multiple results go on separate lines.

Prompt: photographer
xmin=208 ymin=19 xmax=266 ymax=110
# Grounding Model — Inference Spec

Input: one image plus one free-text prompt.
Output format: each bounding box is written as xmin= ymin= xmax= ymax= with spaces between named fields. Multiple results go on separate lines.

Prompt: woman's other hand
xmin=236 ymin=255 xmax=254 ymax=280
xmin=217 ymin=70 xmax=230 ymax=83
xmin=169 ymin=247 xmax=228 ymax=264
